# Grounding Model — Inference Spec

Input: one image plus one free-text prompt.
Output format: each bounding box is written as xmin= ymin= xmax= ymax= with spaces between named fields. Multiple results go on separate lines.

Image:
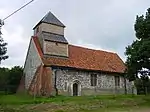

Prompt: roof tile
xmin=33 ymin=36 xmax=126 ymax=73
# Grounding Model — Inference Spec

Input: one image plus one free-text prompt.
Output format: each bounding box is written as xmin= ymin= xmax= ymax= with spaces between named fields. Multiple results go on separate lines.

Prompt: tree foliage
xmin=0 ymin=34 xmax=8 ymax=63
xmin=125 ymin=8 xmax=150 ymax=81
xmin=135 ymin=76 xmax=150 ymax=95
xmin=0 ymin=66 xmax=23 ymax=94
xmin=7 ymin=66 xmax=23 ymax=93
xmin=0 ymin=67 xmax=9 ymax=92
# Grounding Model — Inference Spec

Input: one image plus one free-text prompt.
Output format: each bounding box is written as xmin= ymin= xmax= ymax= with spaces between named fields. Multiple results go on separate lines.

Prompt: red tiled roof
xmin=32 ymin=36 xmax=43 ymax=58
xmin=32 ymin=36 xmax=126 ymax=73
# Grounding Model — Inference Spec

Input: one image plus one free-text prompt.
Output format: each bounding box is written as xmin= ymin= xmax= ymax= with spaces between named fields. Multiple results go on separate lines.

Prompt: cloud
xmin=0 ymin=9 xmax=9 ymax=19
xmin=0 ymin=0 xmax=150 ymax=68
xmin=76 ymin=40 xmax=117 ymax=54
xmin=1 ymin=25 xmax=29 ymax=68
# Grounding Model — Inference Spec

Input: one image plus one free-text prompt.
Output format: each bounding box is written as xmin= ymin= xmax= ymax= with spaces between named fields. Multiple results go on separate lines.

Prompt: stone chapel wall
xmin=52 ymin=68 xmax=134 ymax=96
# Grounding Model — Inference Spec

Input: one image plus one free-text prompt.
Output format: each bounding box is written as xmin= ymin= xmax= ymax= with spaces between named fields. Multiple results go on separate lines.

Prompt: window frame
xmin=115 ymin=76 xmax=120 ymax=87
xmin=91 ymin=74 xmax=97 ymax=86
xmin=64 ymin=82 xmax=68 ymax=91
xmin=36 ymin=27 xmax=39 ymax=33
xmin=55 ymin=42 xmax=58 ymax=46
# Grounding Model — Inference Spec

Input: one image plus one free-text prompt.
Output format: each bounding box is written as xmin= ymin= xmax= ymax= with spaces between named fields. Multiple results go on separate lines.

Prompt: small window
xmin=30 ymin=58 xmax=33 ymax=67
xmin=64 ymin=82 xmax=67 ymax=90
xmin=91 ymin=74 xmax=97 ymax=86
xmin=36 ymin=27 xmax=39 ymax=33
xmin=55 ymin=42 xmax=58 ymax=46
xmin=115 ymin=76 xmax=120 ymax=87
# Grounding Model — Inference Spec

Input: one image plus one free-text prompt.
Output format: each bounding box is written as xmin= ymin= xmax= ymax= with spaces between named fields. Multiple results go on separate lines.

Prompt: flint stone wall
xmin=52 ymin=68 xmax=135 ymax=96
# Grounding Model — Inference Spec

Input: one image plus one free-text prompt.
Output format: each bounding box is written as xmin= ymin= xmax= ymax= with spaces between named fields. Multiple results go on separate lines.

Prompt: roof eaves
xmin=47 ymin=64 xmax=125 ymax=74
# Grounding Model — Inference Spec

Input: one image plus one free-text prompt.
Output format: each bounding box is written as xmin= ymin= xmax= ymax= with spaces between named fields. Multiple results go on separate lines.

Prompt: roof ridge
xmin=41 ymin=11 xmax=49 ymax=21
xmin=69 ymin=44 xmax=117 ymax=55
xmin=31 ymin=37 xmax=125 ymax=73
xmin=33 ymin=11 xmax=65 ymax=29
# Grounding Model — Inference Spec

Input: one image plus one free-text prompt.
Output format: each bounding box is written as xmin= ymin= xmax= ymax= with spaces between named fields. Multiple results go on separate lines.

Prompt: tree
xmin=0 ymin=66 xmax=23 ymax=94
xmin=0 ymin=67 xmax=9 ymax=92
xmin=0 ymin=27 xmax=8 ymax=63
xmin=135 ymin=76 xmax=150 ymax=95
xmin=7 ymin=66 xmax=23 ymax=93
xmin=125 ymin=8 xmax=150 ymax=81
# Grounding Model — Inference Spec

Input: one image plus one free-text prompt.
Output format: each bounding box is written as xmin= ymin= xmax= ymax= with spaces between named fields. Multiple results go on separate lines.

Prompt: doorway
xmin=73 ymin=83 xmax=78 ymax=96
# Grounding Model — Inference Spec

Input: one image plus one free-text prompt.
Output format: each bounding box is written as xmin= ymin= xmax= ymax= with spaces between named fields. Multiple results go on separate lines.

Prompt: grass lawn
xmin=0 ymin=94 xmax=150 ymax=112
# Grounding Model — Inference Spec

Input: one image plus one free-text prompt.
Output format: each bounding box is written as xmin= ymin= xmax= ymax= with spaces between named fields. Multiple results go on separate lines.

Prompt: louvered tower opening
xmin=33 ymin=11 xmax=68 ymax=58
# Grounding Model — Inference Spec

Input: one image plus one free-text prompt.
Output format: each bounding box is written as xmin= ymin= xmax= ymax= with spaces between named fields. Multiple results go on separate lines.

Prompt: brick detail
xmin=28 ymin=64 xmax=53 ymax=96
xmin=40 ymin=67 xmax=53 ymax=96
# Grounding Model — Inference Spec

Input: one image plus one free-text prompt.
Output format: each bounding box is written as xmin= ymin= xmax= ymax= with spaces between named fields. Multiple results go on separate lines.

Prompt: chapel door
xmin=73 ymin=83 xmax=78 ymax=96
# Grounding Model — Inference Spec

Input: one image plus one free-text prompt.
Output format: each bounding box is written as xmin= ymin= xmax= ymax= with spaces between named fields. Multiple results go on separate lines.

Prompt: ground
xmin=0 ymin=94 xmax=150 ymax=112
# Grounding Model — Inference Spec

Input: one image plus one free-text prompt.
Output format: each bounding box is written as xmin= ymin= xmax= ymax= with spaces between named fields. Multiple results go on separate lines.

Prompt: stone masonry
xmin=24 ymin=38 xmax=42 ymax=89
xmin=52 ymin=68 xmax=134 ymax=96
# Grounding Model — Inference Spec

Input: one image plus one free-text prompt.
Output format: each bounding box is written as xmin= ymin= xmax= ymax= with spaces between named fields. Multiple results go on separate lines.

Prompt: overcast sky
xmin=0 ymin=0 xmax=149 ymax=68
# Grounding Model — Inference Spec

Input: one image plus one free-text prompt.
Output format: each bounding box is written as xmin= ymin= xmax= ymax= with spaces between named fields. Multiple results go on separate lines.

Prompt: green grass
xmin=0 ymin=94 xmax=150 ymax=112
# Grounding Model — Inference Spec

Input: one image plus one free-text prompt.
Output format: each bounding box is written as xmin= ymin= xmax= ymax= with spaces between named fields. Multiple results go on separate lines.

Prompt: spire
xmin=33 ymin=11 xmax=65 ymax=29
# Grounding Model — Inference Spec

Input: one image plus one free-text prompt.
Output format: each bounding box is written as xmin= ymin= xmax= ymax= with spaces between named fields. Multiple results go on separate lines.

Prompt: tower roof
xmin=33 ymin=11 xmax=65 ymax=29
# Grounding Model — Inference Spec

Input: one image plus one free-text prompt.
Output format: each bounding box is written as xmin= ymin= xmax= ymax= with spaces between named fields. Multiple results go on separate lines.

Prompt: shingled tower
xmin=33 ymin=11 xmax=68 ymax=57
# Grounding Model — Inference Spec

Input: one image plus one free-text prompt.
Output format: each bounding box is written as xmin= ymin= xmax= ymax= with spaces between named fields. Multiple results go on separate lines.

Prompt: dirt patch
xmin=136 ymin=108 xmax=150 ymax=112
xmin=17 ymin=103 xmax=150 ymax=112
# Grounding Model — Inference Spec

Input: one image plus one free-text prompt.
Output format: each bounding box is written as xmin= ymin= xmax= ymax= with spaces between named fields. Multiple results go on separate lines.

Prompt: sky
xmin=0 ymin=0 xmax=149 ymax=68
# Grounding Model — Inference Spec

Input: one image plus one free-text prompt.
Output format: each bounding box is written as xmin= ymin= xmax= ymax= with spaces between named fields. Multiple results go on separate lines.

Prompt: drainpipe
xmin=54 ymin=70 xmax=58 ymax=96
